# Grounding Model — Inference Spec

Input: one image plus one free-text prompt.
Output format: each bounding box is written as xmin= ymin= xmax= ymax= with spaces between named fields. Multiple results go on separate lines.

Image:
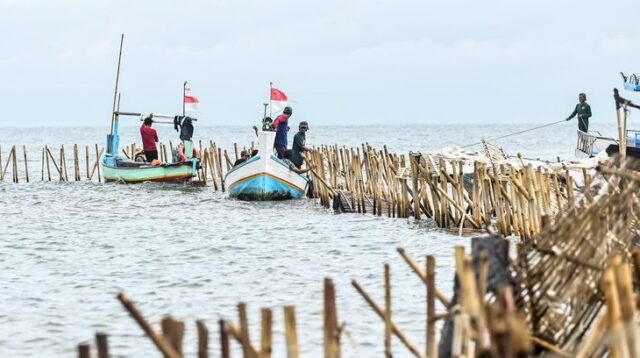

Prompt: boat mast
xmin=110 ymin=34 xmax=125 ymax=135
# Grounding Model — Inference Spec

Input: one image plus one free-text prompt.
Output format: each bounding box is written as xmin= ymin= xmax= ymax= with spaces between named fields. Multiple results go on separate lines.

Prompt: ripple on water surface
xmin=0 ymin=178 xmax=466 ymax=357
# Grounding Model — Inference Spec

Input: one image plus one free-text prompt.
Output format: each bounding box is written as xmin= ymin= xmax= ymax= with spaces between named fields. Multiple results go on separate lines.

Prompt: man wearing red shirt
xmin=140 ymin=116 xmax=159 ymax=162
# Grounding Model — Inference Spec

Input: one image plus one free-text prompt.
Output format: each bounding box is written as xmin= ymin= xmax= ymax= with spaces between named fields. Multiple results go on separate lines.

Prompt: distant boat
xmin=224 ymin=130 xmax=309 ymax=200
xmin=102 ymin=112 xmax=198 ymax=183
xmin=575 ymin=88 xmax=640 ymax=159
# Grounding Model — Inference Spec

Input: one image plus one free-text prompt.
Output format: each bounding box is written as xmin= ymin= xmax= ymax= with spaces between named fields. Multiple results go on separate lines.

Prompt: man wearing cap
xmin=565 ymin=93 xmax=592 ymax=132
xmin=291 ymin=121 xmax=313 ymax=168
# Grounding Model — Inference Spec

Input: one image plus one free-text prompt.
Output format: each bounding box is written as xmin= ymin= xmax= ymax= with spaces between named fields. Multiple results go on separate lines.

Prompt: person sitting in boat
xmin=177 ymin=142 xmax=200 ymax=162
xmin=233 ymin=150 xmax=250 ymax=166
xmin=565 ymin=93 xmax=592 ymax=132
xmin=283 ymin=149 xmax=314 ymax=174
xmin=140 ymin=115 xmax=160 ymax=166
xmin=291 ymin=121 xmax=313 ymax=169
xmin=272 ymin=106 xmax=293 ymax=159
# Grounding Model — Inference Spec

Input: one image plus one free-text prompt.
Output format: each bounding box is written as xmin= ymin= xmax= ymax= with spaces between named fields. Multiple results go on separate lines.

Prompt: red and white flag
xmin=184 ymin=86 xmax=199 ymax=111
xmin=270 ymin=86 xmax=288 ymax=116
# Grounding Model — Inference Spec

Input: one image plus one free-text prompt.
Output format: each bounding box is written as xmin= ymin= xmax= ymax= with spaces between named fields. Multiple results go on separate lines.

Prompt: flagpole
xmin=183 ymin=81 xmax=187 ymax=117
xmin=269 ymin=81 xmax=273 ymax=118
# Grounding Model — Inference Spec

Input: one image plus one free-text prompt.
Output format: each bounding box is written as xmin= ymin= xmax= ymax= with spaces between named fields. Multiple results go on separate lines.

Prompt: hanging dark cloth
xmin=173 ymin=115 xmax=195 ymax=141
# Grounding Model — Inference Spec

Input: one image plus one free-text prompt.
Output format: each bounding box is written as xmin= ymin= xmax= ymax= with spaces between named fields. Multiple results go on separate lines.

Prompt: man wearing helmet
xmin=272 ymin=106 xmax=292 ymax=159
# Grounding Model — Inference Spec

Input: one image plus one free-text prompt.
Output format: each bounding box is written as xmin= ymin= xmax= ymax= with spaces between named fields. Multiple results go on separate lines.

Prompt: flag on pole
xmin=184 ymin=85 xmax=199 ymax=111
xmin=270 ymin=86 xmax=288 ymax=116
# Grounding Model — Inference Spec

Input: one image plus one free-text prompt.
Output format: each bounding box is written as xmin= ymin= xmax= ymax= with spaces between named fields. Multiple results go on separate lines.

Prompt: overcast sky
xmin=1 ymin=0 xmax=639 ymax=127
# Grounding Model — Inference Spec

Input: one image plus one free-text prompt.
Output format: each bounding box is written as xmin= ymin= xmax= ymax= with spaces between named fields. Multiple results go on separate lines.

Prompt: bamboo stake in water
xmin=115 ymin=293 xmax=181 ymax=358
xmin=351 ymin=279 xmax=424 ymax=358
xmin=284 ymin=306 xmax=300 ymax=358
xmin=196 ymin=320 xmax=209 ymax=358
xmin=77 ymin=343 xmax=91 ymax=358
xmin=426 ymin=256 xmax=436 ymax=358
xmin=161 ymin=316 xmax=185 ymax=357
xmin=384 ymin=264 xmax=392 ymax=358
xmin=238 ymin=302 xmax=257 ymax=358
xmin=23 ymin=145 xmax=29 ymax=182
xmin=13 ymin=146 xmax=19 ymax=183
xmin=219 ymin=319 xmax=230 ymax=358
xmin=96 ymin=333 xmax=109 ymax=358
xmin=324 ymin=278 xmax=340 ymax=358
xmin=260 ymin=308 xmax=273 ymax=358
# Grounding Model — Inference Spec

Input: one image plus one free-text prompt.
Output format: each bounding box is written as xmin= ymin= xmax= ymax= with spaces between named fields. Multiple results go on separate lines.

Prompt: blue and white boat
xmin=224 ymin=130 xmax=310 ymax=200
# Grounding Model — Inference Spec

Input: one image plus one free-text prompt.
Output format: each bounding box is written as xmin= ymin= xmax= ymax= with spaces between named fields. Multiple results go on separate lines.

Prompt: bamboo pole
xmin=45 ymin=146 xmax=51 ymax=181
xmin=12 ymin=146 xmax=18 ymax=183
xmin=260 ymin=308 xmax=273 ymax=358
xmin=78 ymin=343 xmax=91 ymax=358
xmin=351 ymin=280 xmax=424 ymax=358
xmin=85 ymin=145 xmax=90 ymax=179
xmin=23 ymin=145 xmax=29 ymax=182
xmin=384 ymin=264 xmax=392 ymax=358
xmin=115 ymin=293 xmax=181 ymax=358
xmin=283 ymin=306 xmax=300 ymax=358
xmin=73 ymin=144 xmax=80 ymax=181
xmin=95 ymin=144 xmax=102 ymax=182
xmin=3 ymin=146 xmax=13 ymax=182
xmin=396 ymin=248 xmax=450 ymax=307
xmin=219 ymin=319 xmax=230 ymax=358
xmin=238 ymin=302 xmax=257 ymax=358
xmin=196 ymin=320 xmax=209 ymax=358
xmin=161 ymin=316 xmax=185 ymax=357
xmin=40 ymin=146 xmax=45 ymax=181
xmin=218 ymin=147 xmax=225 ymax=192
xmin=96 ymin=333 xmax=109 ymax=358
xmin=426 ymin=256 xmax=436 ymax=358
xmin=324 ymin=278 xmax=340 ymax=358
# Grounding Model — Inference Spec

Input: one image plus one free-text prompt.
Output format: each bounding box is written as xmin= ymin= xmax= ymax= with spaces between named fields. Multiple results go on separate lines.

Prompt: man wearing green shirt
xmin=565 ymin=93 xmax=592 ymax=132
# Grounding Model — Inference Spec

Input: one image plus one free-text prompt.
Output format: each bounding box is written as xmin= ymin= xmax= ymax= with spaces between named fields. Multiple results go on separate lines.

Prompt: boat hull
xmin=225 ymin=155 xmax=308 ymax=201
xmin=102 ymin=159 xmax=196 ymax=183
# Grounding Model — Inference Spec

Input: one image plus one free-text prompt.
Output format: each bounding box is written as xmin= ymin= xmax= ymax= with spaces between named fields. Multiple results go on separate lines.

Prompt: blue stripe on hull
xmin=229 ymin=174 xmax=304 ymax=201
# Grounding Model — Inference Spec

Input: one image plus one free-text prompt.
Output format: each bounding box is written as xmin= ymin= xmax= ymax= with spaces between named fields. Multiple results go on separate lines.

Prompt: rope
xmin=461 ymin=119 xmax=567 ymax=148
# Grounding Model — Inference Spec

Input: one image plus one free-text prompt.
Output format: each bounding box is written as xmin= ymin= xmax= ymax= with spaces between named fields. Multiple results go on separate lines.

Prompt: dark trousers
xmin=275 ymin=145 xmax=286 ymax=159
xmin=144 ymin=150 xmax=158 ymax=162
xmin=578 ymin=119 xmax=588 ymax=132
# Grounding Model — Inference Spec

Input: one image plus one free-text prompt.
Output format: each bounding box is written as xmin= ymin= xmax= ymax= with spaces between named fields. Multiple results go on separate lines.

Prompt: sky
xmin=1 ymin=0 xmax=639 ymax=127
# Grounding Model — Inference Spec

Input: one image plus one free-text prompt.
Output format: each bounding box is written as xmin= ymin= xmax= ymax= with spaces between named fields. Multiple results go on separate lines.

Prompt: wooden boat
xmin=224 ymin=130 xmax=309 ymax=200
xmin=102 ymin=112 xmax=198 ymax=183
xmin=100 ymin=35 xmax=198 ymax=184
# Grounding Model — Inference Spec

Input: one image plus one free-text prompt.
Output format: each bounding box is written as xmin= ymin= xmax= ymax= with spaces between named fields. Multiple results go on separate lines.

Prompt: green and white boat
xmin=102 ymin=112 xmax=199 ymax=183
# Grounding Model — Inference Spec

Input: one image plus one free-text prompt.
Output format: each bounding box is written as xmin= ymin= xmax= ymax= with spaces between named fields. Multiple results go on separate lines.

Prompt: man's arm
xmin=566 ymin=106 xmax=578 ymax=121
xmin=272 ymin=116 xmax=283 ymax=129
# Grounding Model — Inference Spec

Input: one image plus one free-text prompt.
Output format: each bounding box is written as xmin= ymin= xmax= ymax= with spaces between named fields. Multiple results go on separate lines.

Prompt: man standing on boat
xmin=292 ymin=121 xmax=313 ymax=169
xmin=272 ymin=106 xmax=292 ymax=159
xmin=565 ymin=93 xmax=592 ymax=132
xmin=140 ymin=116 xmax=159 ymax=163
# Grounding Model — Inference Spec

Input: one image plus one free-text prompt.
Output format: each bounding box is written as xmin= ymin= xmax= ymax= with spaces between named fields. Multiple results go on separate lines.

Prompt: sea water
xmin=0 ymin=122 xmax=616 ymax=357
